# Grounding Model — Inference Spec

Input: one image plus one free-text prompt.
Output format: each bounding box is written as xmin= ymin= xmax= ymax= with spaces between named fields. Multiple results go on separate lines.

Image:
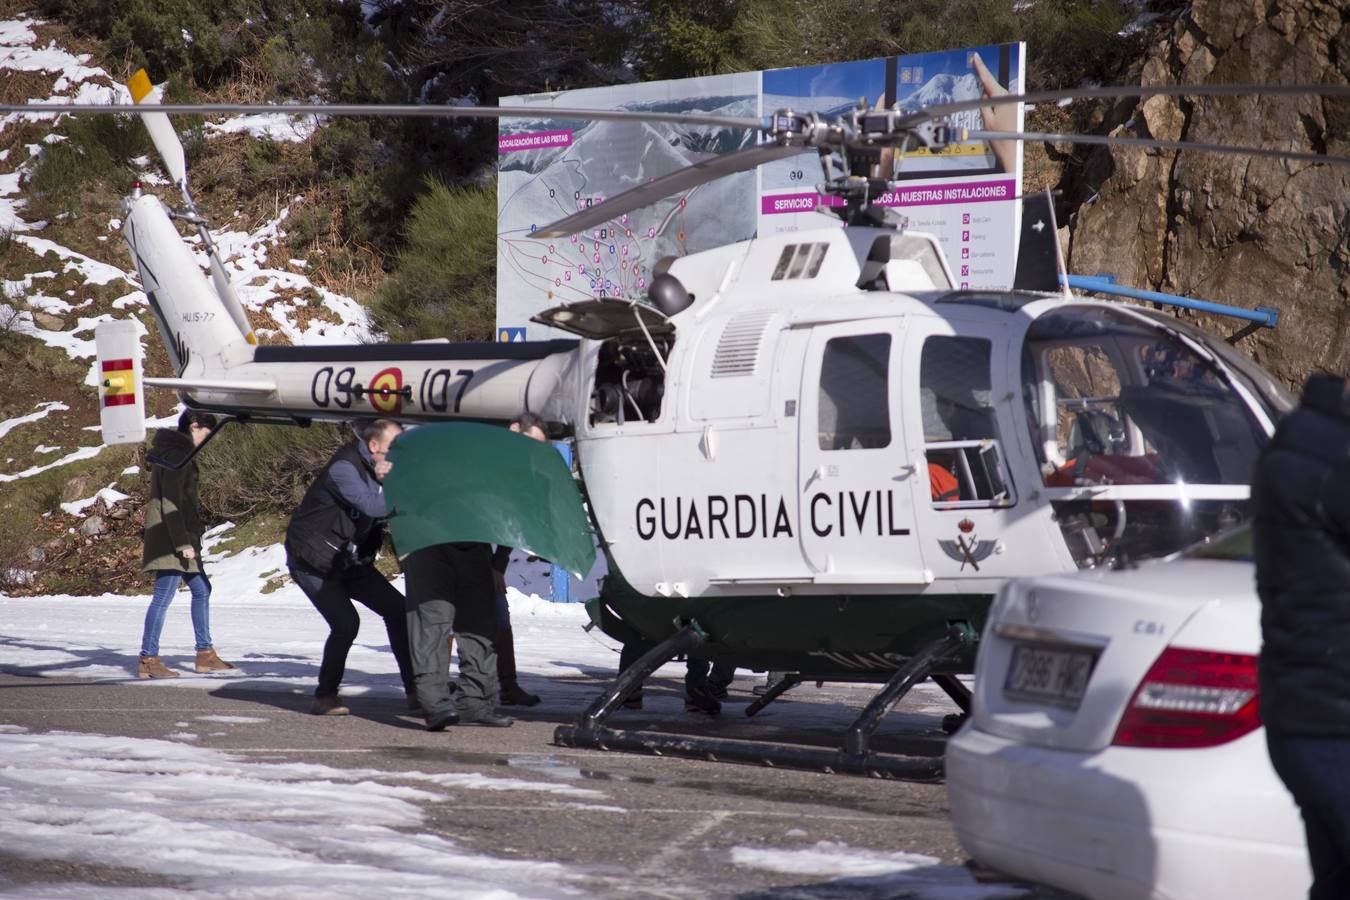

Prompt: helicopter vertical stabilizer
xmin=94 ymin=318 xmax=147 ymax=446
xmin=1011 ymin=190 xmax=1068 ymax=295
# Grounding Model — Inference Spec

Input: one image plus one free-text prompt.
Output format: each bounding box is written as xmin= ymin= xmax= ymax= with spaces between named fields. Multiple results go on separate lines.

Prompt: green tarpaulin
xmin=384 ymin=422 xmax=596 ymax=578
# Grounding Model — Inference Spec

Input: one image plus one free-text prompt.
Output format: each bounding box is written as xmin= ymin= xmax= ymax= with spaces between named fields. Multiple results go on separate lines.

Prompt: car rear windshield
xmin=1182 ymin=525 xmax=1253 ymax=562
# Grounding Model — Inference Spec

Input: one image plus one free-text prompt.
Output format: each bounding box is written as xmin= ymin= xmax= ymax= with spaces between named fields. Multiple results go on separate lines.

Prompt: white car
xmin=946 ymin=527 xmax=1310 ymax=900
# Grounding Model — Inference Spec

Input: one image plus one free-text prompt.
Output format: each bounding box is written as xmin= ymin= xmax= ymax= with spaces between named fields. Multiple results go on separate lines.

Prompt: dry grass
xmin=0 ymin=69 xmax=54 ymax=107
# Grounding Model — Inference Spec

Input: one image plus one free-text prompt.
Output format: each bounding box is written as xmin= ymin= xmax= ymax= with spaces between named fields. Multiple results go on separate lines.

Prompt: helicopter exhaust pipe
xmin=554 ymin=626 xmax=972 ymax=781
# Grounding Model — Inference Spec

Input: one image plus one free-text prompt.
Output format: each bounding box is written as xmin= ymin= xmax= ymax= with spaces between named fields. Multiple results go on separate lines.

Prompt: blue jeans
xmin=140 ymin=571 xmax=212 ymax=657
xmin=1267 ymin=730 xmax=1350 ymax=900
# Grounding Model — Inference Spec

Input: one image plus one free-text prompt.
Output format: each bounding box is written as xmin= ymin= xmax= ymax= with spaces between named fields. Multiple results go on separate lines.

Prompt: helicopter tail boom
xmin=123 ymin=189 xmax=256 ymax=377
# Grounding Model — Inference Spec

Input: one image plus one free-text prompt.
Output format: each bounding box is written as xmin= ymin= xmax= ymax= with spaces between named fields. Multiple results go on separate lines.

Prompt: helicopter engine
xmin=590 ymin=332 xmax=672 ymax=426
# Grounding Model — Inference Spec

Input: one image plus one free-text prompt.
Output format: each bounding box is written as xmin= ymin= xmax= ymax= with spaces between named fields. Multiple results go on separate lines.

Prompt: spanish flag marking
xmin=128 ymin=69 xmax=153 ymax=105
xmin=102 ymin=358 xmax=136 ymax=407
xmin=368 ymin=367 xmax=403 ymax=415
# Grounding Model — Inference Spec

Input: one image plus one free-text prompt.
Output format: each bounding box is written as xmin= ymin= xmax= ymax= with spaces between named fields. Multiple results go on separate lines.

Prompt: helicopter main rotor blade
xmin=906 ymin=82 xmax=1350 ymax=124
xmin=966 ymin=129 xmax=1350 ymax=166
xmin=531 ymin=142 xmax=814 ymax=239
xmin=5 ymin=83 xmax=1344 ymax=129
xmin=0 ymin=101 xmax=760 ymax=130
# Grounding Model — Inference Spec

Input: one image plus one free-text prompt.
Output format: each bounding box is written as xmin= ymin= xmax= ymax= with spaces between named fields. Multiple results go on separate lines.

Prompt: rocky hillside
xmin=1067 ymin=0 xmax=1348 ymax=384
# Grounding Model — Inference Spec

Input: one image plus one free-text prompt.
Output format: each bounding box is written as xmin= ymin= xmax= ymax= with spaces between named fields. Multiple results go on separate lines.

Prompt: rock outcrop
xmin=1067 ymin=0 xmax=1348 ymax=388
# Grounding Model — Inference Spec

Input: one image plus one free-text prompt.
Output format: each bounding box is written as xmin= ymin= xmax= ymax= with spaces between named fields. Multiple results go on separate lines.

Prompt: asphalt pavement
xmin=0 ymin=668 xmax=1079 ymax=898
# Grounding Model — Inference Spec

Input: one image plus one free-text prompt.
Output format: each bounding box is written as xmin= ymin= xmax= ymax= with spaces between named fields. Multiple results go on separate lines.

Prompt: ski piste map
xmin=495 ymin=44 xmax=1024 ymax=341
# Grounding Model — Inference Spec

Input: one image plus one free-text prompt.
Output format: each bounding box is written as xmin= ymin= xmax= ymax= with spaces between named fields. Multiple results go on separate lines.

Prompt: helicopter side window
xmin=818 ymin=334 xmax=891 ymax=451
xmin=920 ymin=336 xmax=1012 ymax=507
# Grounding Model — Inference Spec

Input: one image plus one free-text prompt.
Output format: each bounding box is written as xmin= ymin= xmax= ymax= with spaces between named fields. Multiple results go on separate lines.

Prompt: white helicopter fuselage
xmin=110 ymin=188 xmax=1283 ymax=610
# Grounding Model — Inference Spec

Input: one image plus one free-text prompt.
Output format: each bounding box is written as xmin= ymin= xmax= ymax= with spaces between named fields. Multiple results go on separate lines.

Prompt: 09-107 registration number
xmin=1003 ymin=644 xmax=1097 ymax=710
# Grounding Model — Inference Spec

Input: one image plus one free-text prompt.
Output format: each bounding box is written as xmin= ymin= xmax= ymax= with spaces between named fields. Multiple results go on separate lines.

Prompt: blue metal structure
xmin=1063 ymin=273 xmax=1279 ymax=328
xmin=550 ymin=440 xmax=575 ymax=602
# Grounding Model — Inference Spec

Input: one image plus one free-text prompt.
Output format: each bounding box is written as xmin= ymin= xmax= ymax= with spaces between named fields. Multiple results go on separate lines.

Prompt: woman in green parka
xmin=138 ymin=409 xmax=236 ymax=678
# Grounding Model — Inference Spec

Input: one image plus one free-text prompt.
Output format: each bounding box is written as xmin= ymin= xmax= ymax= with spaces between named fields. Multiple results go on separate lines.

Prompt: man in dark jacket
xmin=1253 ymin=373 xmax=1350 ymax=900
xmin=286 ymin=418 xmax=415 ymax=715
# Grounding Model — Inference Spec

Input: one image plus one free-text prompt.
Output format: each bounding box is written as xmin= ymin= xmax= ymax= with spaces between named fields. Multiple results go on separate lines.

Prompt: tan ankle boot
xmin=195 ymin=648 xmax=237 ymax=673
xmin=138 ymin=656 xmax=179 ymax=679
xmin=311 ymin=694 xmax=350 ymax=716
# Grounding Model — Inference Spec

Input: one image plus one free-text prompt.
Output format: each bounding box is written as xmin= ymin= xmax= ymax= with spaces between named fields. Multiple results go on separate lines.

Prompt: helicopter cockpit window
xmin=1021 ymin=307 xmax=1269 ymax=565
xmin=920 ymin=336 xmax=1012 ymax=507
xmin=818 ymin=334 xmax=890 ymax=450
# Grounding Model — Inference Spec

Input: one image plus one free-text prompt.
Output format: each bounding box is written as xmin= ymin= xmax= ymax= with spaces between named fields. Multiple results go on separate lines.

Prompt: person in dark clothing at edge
xmin=138 ymin=409 xmax=237 ymax=678
xmin=617 ymin=640 xmax=734 ymax=714
xmin=1253 ymin=373 xmax=1350 ymax=900
xmin=286 ymin=418 xmax=415 ymax=716
xmin=403 ymin=412 xmax=551 ymax=730
xmin=495 ymin=412 xmax=547 ymax=707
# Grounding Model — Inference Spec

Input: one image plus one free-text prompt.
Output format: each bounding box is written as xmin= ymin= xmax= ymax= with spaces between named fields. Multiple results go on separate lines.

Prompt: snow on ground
xmin=205 ymin=109 xmax=323 ymax=143
xmin=731 ymin=843 xmax=1024 ymax=899
xmin=0 ymin=400 xmax=67 ymax=442
xmin=0 ymin=730 xmax=583 ymax=899
xmin=58 ymin=482 xmax=130 ymax=515
xmin=0 ymin=526 xmax=991 ymax=899
xmin=0 ymin=522 xmax=628 ymax=692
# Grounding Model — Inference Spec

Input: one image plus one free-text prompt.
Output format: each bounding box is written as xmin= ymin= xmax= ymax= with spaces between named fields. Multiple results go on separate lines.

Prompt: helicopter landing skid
xmin=554 ymin=625 xmax=975 ymax=781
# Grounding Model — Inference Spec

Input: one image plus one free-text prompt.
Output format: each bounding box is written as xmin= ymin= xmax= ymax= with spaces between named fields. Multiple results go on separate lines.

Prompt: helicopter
xmin=18 ymin=67 xmax=1347 ymax=777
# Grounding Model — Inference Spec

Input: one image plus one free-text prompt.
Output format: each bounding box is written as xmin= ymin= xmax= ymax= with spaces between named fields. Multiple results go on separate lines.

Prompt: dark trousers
xmin=291 ymin=564 xmax=414 ymax=698
xmin=1267 ymin=729 xmax=1350 ymax=900
xmin=686 ymin=658 xmax=735 ymax=696
xmin=404 ymin=542 xmax=499 ymax=720
xmin=618 ymin=639 xmax=734 ymax=698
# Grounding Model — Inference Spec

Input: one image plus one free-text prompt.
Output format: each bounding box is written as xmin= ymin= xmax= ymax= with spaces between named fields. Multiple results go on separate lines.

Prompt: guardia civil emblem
xmin=939 ymin=518 xmax=997 ymax=571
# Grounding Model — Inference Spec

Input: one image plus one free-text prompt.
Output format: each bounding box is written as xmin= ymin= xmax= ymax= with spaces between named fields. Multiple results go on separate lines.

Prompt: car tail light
xmin=1112 ymin=646 xmax=1261 ymax=748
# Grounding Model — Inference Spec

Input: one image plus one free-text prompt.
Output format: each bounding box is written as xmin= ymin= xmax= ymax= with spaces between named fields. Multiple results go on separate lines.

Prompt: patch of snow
xmin=26 ymin=292 xmax=75 ymax=314
xmin=0 ymin=443 xmax=104 ymax=483
xmin=0 ymin=170 xmax=34 ymax=232
xmin=60 ymin=483 xmax=131 ymax=516
xmin=206 ymin=112 xmax=322 ymax=143
xmin=3 ymin=270 xmax=59 ymax=300
xmin=731 ymin=842 xmax=1026 ymax=898
xmin=0 ymin=730 xmax=584 ymax=897
xmin=0 ymin=400 xmax=68 ymax=442
xmin=15 ymin=235 xmax=134 ymax=286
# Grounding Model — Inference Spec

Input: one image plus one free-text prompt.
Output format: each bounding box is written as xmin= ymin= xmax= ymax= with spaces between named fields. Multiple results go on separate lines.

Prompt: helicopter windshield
xmin=1020 ymin=306 xmax=1276 ymax=566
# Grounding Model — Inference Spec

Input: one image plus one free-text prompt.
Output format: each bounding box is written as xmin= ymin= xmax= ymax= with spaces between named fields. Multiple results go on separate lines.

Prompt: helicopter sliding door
xmin=797 ymin=319 xmax=929 ymax=585
xmin=901 ymin=314 xmax=1064 ymax=587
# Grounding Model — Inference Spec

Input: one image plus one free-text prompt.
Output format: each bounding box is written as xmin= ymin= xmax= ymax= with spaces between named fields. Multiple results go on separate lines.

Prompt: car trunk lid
xmin=970 ymin=559 xmax=1253 ymax=753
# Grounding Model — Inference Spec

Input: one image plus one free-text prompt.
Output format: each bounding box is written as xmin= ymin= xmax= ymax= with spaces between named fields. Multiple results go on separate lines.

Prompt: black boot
xmin=497 ymin=626 xmax=541 ymax=706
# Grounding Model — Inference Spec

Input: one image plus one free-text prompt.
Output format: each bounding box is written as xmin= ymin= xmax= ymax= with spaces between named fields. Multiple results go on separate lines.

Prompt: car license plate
xmin=1004 ymin=644 xmax=1098 ymax=710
